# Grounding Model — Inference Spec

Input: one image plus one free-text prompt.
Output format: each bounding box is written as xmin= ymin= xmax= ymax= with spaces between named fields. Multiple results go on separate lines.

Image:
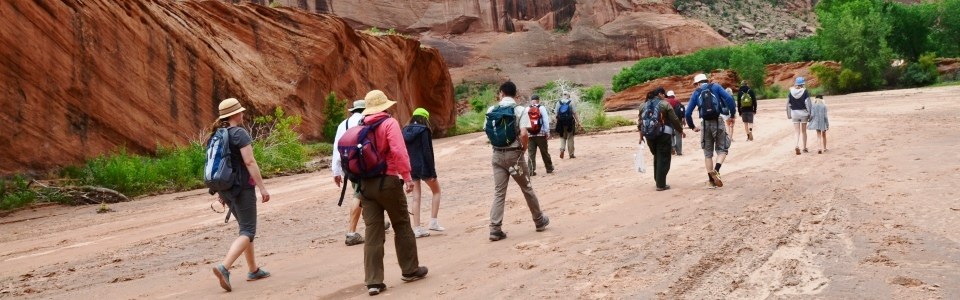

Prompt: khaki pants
xmin=359 ymin=177 xmax=420 ymax=285
xmin=490 ymin=150 xmax=544 ymax=232
xmin=559 ymin=129 xmax=575 ymax=156
xmin=527 ymin=136 xmax=554 ymax=173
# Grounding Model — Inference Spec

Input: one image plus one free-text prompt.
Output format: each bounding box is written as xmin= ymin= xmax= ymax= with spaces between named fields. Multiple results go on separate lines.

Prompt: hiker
xmin=525 ymin=94 xmax=554 ymax=175
xmin=211 ymin=98 xmax=272 ymax=292
xmin=402 ymin=108 xmax=444 ymax=238
xmin=786 ymin=77 xmax=813 ymax=155
xmin=723 ymin=87 xmax=737 ymax=140
xmin=807 ymin=95 xmax=830 ymax=154
xmin=554 ymin=92 xmax=577 ymax=159
xmin=484 ymin=81 xmax=550 ymax=241
xmin=355 ymin=90 xmax=428 ymax=296
xmin=685 ymin=74 xmax=737 ymax=188
xmin=737 ymin=81 xmax=758 ymax=141
xmin=332 ymin=100 xmax=374 ymax=246
xmin=639 ymin=87 xmax=686 ymax=191
xmin=665 ymin=90 xmax=685 ymax=155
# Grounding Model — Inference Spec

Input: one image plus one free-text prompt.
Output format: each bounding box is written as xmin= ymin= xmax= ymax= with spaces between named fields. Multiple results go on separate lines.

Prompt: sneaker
xmin=747 ymin=132 xmax=754 ymax=141
xmin=246 ymin=268 xmax=270 ymax=281
xmin=706 ymin=180 xmax=717 ymax=189
xmin=489 ymin=230 xmax=507 ymax=241
xmin=414 ymin=227 xmax=431 ymax=238
xmin=795 ymin=147 xmax=801 ymax=155
xmin=428 ymin=221 xmax=445 ymax=232
xmin=213 ymin=264 xmax=231 ymax=292
xmin=401 ymin=266 xmax=429 ymax=282
xmin=570 ymin=155 xmax=576 ymax=159
xmin=546 ymin=169 xmax=554 ymax=174
xmin=656 ymin=185 xmax=671 ymax=191
xmin=560 ymin=151 xmax=565 ymax=159
xmin=367 ymin=283 xmax=387 ymax=296
xmin=345 ymin=232 xmax=365 ymax=246
xmin=535 ymin=215 xmax=550 ymax=232
xmin=709 ymin=171 xmax=724 ymax=187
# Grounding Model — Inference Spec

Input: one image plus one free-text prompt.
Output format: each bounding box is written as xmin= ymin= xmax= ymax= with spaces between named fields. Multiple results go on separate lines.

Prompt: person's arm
xmin=541 ymin=107 xmax=551 ymax=138
xmin=240 ymin=145 xmax=270 ymax=203
xmin=715 ymin=85 xmax=737 ymax=118
xmin=663 ymin=102 xmax=684 ymax=136
xmin=737 ymin=90 xmax=744 ymax=114
xmin=383 ymin=118 xmax=414 ymax=192
xmin=517 ymin=106 xmax=531 ymax=149
xmin=750 ymin=89 xmax=758 ymax=112
xmin=685 ymin=91 xmax=698 ymax=129
xmin=331 ymin=121 xmax=347 ymax=186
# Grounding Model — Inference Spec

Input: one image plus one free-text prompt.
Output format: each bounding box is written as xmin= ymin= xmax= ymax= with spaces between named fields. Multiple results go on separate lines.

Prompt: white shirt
xmin=524 ymin=103 xmax=550 ymax=136
xmin=331 ymin=112 xmax=364 ymax=177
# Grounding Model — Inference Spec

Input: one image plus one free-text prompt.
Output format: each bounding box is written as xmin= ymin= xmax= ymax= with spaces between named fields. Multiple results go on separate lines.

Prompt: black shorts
xmin=741 ymin=111 xmax=755 ymax=123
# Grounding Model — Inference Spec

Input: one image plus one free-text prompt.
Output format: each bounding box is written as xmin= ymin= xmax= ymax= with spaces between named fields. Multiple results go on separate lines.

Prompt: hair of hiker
xmin=409 ymin=115 xmax=430 ymax=127
xmin=499 ymin=81 xmax=517 ymax=97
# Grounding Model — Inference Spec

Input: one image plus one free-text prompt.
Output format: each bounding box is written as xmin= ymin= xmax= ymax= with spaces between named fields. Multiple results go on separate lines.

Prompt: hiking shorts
xmin=741 ymin=111 xmax=755 ymax=123
xmin=223 ymin=187 xmax=257 ymax=242
xmin=700 ymin=119 xmax=730 ymax=158
xmin=791 ymin=110 xmax=809 ymax=124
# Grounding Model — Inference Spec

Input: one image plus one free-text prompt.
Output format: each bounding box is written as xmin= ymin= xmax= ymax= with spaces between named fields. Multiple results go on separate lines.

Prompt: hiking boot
xmin=546 ymin=169 xmax=554 ymax=174
xmin=570 ymin=154 xmax=576 ymax=159
xmin=345 ymin=232 xmax=365 ymax=246
xmin=246 ymin=267 xmax=270 ymax=281
xmin=803 ymin=148 xmax=809 ymax=153
xmin=535 ymin=215 xmax=550 ymax=232
xmin=560 ymin=151 xmax=565 ymax=159
xmin=489 ymin=230 xmax=507 ymax=241
xmin=709 ymin=171 xmax=724 ymax=187
xmin=428 ymin=220 xmax=445 ymax=232
xmin=401 ymin=266 xmax=429 ymax=282
xmin=414 ymin=227 xmax=430 ymax=238
xmin=795 ymin=147 xmax=801 ymax=155
xmin=706 ymin=180 xmax=717 ymax=189
xmin=656 ymin=185 xmax=671 ymax=191
xmin=213 ymin=264 xmax=231 ymax=292
xmin=367 ymin=283 xmax=387 ymax=296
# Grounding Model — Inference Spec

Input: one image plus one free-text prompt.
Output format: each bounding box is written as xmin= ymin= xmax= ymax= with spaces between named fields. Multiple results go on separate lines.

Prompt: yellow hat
xmin=218 ymin=98 xmax=246 ymax=120
xmin=361 ymin=90 xmax=397 ymax=115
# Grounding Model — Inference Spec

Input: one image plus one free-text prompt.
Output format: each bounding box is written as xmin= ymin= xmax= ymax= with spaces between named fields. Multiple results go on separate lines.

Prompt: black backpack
xmin=698 ymin=84 xmax=727 ymax=120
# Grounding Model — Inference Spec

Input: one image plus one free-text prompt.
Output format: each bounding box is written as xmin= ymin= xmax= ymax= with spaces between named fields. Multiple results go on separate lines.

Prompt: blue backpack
xmin=698 ymin=84 xmax=728 ymax=120
xmin=484 ymin=105 xmax=518 ymax=147
xmin=640 ymin=100 xmax=665 ymax=139
xmin=204 ymin=128 xmax=236 ymax=193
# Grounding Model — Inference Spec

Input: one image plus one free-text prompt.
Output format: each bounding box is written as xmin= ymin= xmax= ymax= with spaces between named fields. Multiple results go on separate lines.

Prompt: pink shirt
xmin=363 ymin=112 xmax=412 ymax=182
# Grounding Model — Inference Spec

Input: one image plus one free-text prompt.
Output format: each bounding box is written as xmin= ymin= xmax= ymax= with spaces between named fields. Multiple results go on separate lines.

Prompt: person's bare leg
xmin=801 ymin=123 xmax=808 ymax=150
xmin=243 ymin=242 xmax=258 ymax=273
xmin=221 ymin=236 xmax=251 ymax=269
xmin=793 ymin=123 xmax=802 ymax=149
xmin=704 ymin=158 xmax=714 ymax=173
xmin=715 ymin=153 xmax=727 ymax=165
xmin=821 ymin=131 xmax=828 ymax=151
xmin=425 ymin=179 xmax=441 ymax=219
xmin=347 ymin=198 xmax=361 ymax=233
xmin=411 ymin=181 xmax=422 ymax=229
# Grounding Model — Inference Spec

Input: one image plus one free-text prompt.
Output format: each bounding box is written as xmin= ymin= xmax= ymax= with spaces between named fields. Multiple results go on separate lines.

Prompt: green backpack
xmin=484 ymin=105 xmax=518 ymax=147
xmin=740 ymin=87 xmax=755 ymax=107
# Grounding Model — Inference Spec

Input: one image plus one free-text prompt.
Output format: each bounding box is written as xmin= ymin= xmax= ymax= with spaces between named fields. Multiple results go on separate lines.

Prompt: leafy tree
xmin=884 ymin=2 xmax=935 ymax=61
xmin=932 ymin=0 xmax=960 ymax=57
xmin=321 ymin=92 xmax=347 ymax=143
xmin=816 ymin=0 xmax=893 ymax=91
xmin=730 ymin=47 xmax=767 ymax=93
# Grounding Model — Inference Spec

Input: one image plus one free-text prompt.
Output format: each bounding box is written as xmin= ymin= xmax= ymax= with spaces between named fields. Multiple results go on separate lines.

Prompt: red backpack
xmin=528 ymin=105 xmax=542 ymax=134
xmin=337 ymin=118 xmax=389 ymax=183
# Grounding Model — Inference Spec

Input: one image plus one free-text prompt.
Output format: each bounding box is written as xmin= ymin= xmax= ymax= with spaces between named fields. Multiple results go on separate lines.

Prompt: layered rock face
xmin=266 ymin=0 xmax=732 ymax=87
xmin=0 ymin=1 xmax=453 ymax=175
xmin=604 ymin=62 xmax=831 ymax=111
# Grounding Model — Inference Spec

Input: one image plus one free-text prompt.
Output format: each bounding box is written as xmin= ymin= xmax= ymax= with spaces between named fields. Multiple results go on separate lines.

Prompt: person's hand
xmin=693 ymin=127 xmax=701 ymax=132
xmin=334 ymin=175 xmax=342 ymax=187
xmin=404 ymin=181 xmax=414 ymax=193
xmin=260 ymin=189 xmax=271 ymax=203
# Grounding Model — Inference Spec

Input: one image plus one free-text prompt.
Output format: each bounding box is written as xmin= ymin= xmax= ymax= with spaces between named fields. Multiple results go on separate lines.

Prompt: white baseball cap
xmin=666 ymin=90 xmax=675 ymax=97
xmin=693 ymin=74 xmax=708 ymax=84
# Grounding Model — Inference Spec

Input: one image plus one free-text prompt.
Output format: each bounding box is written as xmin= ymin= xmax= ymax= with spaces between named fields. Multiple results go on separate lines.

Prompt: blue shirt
xmin=685 ymin=83 xmax=737 ymax=129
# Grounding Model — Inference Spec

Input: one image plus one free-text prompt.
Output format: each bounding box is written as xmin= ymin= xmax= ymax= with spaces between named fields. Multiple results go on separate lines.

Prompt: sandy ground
xmin=2 ymin=86 xmax=959 ymax=299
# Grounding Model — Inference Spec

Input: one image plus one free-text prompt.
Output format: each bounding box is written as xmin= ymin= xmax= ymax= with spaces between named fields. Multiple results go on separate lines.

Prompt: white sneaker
xmin=428 ymin=221 xmax=445 ymax=232
xmin=414 ymin=227 xmax=430 ymax=238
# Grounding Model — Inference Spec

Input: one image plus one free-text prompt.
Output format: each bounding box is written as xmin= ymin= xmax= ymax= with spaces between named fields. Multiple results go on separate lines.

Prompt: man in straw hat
xmin=484 ymin=81 xmax=550 ymax=242
xmin=354 ymin=90 xmax=428 ymax=295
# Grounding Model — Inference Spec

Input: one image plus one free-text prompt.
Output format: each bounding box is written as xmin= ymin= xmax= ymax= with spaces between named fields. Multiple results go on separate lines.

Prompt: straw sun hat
xmin=218 ymin=98 xmax=246 ymax=120
xmin=362 ymin=90 xmax=397 ymax=115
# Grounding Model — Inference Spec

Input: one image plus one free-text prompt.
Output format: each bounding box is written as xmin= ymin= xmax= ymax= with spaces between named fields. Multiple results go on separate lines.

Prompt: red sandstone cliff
xmin=0 ymin=0 xmax=454 ymax=175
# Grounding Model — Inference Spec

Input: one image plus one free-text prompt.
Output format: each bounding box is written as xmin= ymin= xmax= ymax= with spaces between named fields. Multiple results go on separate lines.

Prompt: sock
xmin=715 ymin=163 xmax=722 ymax=172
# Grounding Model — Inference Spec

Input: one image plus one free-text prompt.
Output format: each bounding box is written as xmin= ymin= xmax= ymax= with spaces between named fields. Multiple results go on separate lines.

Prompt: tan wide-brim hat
xmin=218 ymin=98 xmax=246 ymax=120
xmin=361 ymin=90 xmax=397 ymax=115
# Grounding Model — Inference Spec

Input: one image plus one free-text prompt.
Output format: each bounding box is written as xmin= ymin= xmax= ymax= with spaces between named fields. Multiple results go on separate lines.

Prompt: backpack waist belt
xmin=492 ymin=147 xmax=522 ymax=152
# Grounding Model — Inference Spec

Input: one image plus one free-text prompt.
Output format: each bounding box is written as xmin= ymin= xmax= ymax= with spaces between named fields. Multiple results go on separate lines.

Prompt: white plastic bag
xmin=634 ymin=143 xmax=647 ymax=173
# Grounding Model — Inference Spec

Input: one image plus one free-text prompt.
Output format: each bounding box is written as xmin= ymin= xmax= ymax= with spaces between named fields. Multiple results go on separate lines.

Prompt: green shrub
xmin=817 ymin=0 xmax=892 ymax=91
xmin=730 ymin=47 xmax=766 ymax=93
xmin=1 ymin=176 xmax=37 ymax=210
xmin=811 ymin=63 xmax=840 ymax=94
xmin=448 ymin=111 xmax=487 ymax=136
xmin=758 ymin=84 xmax=786 ymax=99
xmin=581 ymin=85 xmax=606 ymax=105
xmin=899 ymin=53 xmax=939 ymax=87
xmin=321 ymin=92 xmax=347 ymax=143
xmin=252 ymin=107 xmax=307 ymax=175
